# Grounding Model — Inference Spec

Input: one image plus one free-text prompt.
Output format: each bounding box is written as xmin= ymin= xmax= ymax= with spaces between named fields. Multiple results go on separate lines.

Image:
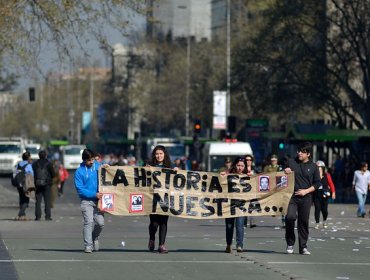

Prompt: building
xmin=146 ymin=0 xmax=211 ymax=42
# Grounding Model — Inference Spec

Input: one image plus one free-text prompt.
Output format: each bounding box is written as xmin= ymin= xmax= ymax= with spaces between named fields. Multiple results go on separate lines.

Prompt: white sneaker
xmin=314 ymin=223 xmax=320 ymax=229
xmin=84 ymin=247 xmax=92 ymax=253
xmin=93 ymin=240 xmax=99 ymax=252
xmin=301 ymin=248 xmax=311 ymax=255
xmin=286 ymin=246 xmax=294 ymax=254
xmin=323 ymin=221 xmax=328 ymax=229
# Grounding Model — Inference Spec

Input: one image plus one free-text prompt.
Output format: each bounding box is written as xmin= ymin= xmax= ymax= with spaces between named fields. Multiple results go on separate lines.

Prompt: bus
xmin=202 ymin=141 xmax=253 ymax=172
xmin=61 ymin=145 xmax=86 ymax=170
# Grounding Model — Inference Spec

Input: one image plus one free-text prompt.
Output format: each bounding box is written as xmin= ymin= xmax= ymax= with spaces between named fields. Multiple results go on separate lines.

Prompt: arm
xmin=295 ymin=164 xmax=320 ymax=196
xmin=74 ymin=170 xmax=99 ymax=200
xmin=326 ymin=173 xmax=336 ymax=199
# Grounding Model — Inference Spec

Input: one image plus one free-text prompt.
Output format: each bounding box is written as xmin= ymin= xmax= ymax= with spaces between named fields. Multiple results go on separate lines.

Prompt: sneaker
xmin=148 ymin=240 xmax=155 ymax=252
xmin=282 ymin=221 xmax=286 ymax=229
xmin=301 ymin=248 xmax=311 ymax=255
xmin=236 ymin=246 xmax=243 ymax=253
xmin=323 ymin=221 xmax=328 ymax=229
xmin=286 ymin=246 xmax=294 ymax=254
xmin=249 ymin=224 xmax=257 ymax=228
xmin=93 ymin=240 xmax=99 ymax=252
xmin=84 ymin=247 xmax=92 ymax=253
xmin=158 ymin=245 xmax=168 ymax=254
xmin=225 ymin=245 xmax=232 ymax=253
xmin=314 ymin=223 xmax=320 ymax=229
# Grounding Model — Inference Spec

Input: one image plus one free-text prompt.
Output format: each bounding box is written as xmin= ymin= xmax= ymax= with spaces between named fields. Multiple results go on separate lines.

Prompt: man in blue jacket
xmin=74 ymin=149 xmax=107 ymax=253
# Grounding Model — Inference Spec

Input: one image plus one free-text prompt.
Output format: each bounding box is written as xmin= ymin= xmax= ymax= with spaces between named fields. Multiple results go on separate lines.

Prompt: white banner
xmin=213 ymin=90 xmax=227 ymax=129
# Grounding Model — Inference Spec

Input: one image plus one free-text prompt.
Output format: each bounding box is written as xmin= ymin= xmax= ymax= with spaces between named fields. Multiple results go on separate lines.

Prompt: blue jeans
xmin=81 ymin=200 xmax=104 ymax=250
xmin=225 ymin=217 xmax=245 ymax=248
xmin=355 ymin=191 xmax=367 ymax=216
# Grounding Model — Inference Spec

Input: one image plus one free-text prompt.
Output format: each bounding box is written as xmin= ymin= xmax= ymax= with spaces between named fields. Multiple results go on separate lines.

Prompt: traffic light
xmin=29 ymin=87 xmax=35 ymax=102
xmin=194 ymin=119 xmax=201 ymax=134
xmin=279 ymin=142 xmax=285 ymax=150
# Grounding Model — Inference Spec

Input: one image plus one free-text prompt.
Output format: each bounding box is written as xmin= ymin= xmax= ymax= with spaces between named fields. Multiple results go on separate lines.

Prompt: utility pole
xmin=226 ymin=0 xmax=231 ymax=127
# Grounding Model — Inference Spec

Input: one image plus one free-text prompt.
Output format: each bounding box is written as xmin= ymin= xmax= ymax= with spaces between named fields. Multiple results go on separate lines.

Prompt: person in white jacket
xmin=352 ymin=162 xmax=370 ymax=218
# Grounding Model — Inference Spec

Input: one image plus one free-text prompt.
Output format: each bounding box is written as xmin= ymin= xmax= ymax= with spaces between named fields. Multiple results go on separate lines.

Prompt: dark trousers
xmin=35 ymin=185 xmax=51 ymax=220
xmin=313 ymin=192 xmax=328 ymax=223
xmin=149 ymin=214 xmax=169 ymax=246
xmin=58 ymin=181 xmax=65 ymax=195
xmin=285 ymin=194 xmax=312 ymax=252
xmin=17 ymin=187 xmax=29 ymax=217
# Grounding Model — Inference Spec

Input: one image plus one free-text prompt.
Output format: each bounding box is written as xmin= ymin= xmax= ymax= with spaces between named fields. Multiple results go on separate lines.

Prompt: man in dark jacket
xmin=32 ymin=150 xmax=55 ymax=221
xmin=284 ymin=142 xmax=321 ymax=255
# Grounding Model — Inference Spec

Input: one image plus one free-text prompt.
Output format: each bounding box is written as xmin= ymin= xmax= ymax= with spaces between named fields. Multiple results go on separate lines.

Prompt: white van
xmin=202 ymin=141 xmax=253 ymax=172
xmin=0 ymin=137 xmax=25 ymax=174
xmin=25 ymin=143 xmax=42 ymax=160
xmin=61 ymin=145 xmax=86 ymax=170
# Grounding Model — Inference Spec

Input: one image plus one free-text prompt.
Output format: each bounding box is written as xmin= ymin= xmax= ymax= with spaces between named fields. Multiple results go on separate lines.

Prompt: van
xmin=0 ymin=137 xmax=25 ymax=174
xmin=61 ymin=145 xmax=86 ymax=170
xmin=202 ymin=141 xmax=253 ymax=172
xmin=25 ymin=143 xmax=42 ymax=160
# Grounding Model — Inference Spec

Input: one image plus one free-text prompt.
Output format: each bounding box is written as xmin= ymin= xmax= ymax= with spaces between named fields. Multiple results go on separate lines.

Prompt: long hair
xmin=229 ymin=157 xmax=247 ymax=174
xmin=150 ymin=145 xmax=172 ymax=168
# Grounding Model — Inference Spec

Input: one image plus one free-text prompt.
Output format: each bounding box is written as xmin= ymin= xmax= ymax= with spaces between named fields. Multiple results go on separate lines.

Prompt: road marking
xmin=268 ymin=262 xmax=370 ymax=266
xmin=0 ymin=259 xmax=254 ymax=264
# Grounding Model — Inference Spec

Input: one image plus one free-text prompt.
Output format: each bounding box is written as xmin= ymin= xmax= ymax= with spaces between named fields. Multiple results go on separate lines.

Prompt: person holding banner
xmin=74 ymin=149 xmax=107 ymax=253
xmin=147 ymin=145 xmax=178 ymax=254
xmin=244 ymin=154 xmax=257 ymax=228
xmin=222 ymin=157 xmax=248 ymax=253
xmin=284 ymin=142 xmax=321 ymax=255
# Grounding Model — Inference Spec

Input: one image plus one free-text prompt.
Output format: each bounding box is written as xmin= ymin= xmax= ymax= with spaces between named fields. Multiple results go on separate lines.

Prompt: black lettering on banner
xmin=279 ymin=207 xmax=283 ymax=212
xmin=152 ymin=171 xmax=162 ymax=189
xmin=248 ymin=198 xmax=262 ymax=214
xmin=227 ymin=175 xmax=240 ymax=193
xmin=170 ymin=195 xmax=184 ymax=215
xmin=101 ymin=168 xmax=112 ymax=186
xmin=186 ymin=172 xmax=200 ymax=191
xmin=208 ymin=176 xmax=223 ymax=193
xmin=152 ymin=193 xmax=169 ymax=212
xmin=272 ymin=206 xmax=278 ymax=212
xmin=230 ymin=199 xmax=247 ymax=215
xmin=173 ymin=174 xmax=186 ymax=190
xmin=112 ymin=169 xmax=129 ymax=186
xmin=240 ymin=176 xmax=252 ymax=192
xmin=162 ymin=169 xmax=176 ymax=190
xmin=213 ymin=198 xmax=228 ymax=216
xmin=186 ymin=196 xmax=198 ymax=216
xmin=134 ymin=168 xmax=147 ymax=187
xmin=199 ymin=198 xmax=215 ymax=217
xmin=201 ymin=175 xmax=208 ymax=192
xmin=146 ymin=171 xmax=152 ymax=187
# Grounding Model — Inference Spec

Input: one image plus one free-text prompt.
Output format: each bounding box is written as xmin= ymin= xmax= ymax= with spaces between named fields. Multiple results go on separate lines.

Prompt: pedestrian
xmin=32 ymin=150 xmax=55 ymax=221
xmin=58 ymin=163 xmax=69 ymax=197
xmin=244 ymin=154 xmax=257 ymax=228
xmin=50 ymin=159 xmax=60 ymax=208
xmin=263 ymin=154 xmax=285 ymax=228
xmin=13 ymin=151 xmax=33 ymax=220
xmin=352 ymin=161 xmax=370 ymax=218
xmin=314 ymin=160 xmax=336 ymax=229
xmin=74 ymin=149 xmax=107 ymax=253
xmin=222 ymin=157 xmax=247 ymax=253
xmin=147 ymin=145 xmax=178 ymax=253
xmin=284 ymin=142 xmax=321 ymax=255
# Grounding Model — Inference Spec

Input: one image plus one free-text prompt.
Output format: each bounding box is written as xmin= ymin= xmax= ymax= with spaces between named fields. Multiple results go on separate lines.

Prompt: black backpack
xmin=12 ymin=164 xmax=28 ymax=188
xmin=35 ymin=161 xmax=51 ymax=186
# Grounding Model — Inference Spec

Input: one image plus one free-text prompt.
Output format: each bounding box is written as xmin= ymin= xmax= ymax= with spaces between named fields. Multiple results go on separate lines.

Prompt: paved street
xmin=1 ymin=174 xmax=370 ymax=280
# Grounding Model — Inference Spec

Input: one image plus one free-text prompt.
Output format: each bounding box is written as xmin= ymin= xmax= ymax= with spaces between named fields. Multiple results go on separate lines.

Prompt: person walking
xmin=58 ymin=163 xmax=69 ymax=197
xmin=74 ymin=149 xmax=107 ymax=253
xmin=284 ymin=142 xmax=321 ymax=255
xmin=32 ymin=150 xmax=55 ymax=221
xmin=13 ymin=151 xmax=33 ymax=220
xmin=352 ymin=161 xmax=370 ymax=218
xmin=314 ymin=160 xmax=336 ymax=229
xmin=147 ymin=145 xmax=178 ymax=253
xmin=222 ymin=157 xmax=248 ymax=253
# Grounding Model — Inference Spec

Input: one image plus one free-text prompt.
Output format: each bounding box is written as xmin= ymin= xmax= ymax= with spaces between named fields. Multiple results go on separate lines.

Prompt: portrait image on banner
xmin=213 ymin=90 xmax=227 ymax=129
xmin=130 ymin=193 xmax=144 ymax=213
xmin=101 ymin=193 xmax=114 ymax=211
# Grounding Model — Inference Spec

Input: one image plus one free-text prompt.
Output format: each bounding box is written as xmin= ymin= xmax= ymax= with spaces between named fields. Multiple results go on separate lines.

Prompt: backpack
xmin=12 ymin=164 xmax=28 ymax=188
xmin=35 ymin=161 xmax=51 ymax=186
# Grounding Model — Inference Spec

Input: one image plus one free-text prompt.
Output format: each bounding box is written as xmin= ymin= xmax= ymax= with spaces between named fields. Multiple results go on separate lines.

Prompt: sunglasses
xmin=297 ymin=150 xmax=309 ymax=154
xmin=245 ymin=158 xmax=253 ymax=161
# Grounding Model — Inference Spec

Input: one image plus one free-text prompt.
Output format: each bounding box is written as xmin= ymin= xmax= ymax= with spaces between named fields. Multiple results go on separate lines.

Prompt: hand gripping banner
xmin=99 ymin=166 xmax=294 ymax=219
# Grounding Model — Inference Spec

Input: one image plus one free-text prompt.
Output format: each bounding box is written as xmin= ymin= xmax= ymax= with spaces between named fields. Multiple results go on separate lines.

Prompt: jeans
xmin=35 ymin=185 xmax=51 ymax=220
xmin=355 ymin=191 xmax=367 ymax=217
xmin=17 ymin=187 xmax=29 ymax=217
xmin=81 ymin=200 xmax=104 ymax=250
xmin=225 ymin=216 xmax=245 ymax=248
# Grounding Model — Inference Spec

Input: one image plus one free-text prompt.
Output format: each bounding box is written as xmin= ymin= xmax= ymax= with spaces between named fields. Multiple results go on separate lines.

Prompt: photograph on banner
xmin=98 ymin=166 xmax=294 ymax=219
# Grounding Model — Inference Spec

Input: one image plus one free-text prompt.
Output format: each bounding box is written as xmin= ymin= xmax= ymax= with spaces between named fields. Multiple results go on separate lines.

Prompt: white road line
xmin=0 ymin=259 xmax=254 ymax=264
xmin=268 ymin=262 xmax=370 ymax=266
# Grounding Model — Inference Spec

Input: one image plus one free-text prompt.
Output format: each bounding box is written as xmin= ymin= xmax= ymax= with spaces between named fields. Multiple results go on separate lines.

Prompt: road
xmin=0 ymin=173 xmax=369 ymax=280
